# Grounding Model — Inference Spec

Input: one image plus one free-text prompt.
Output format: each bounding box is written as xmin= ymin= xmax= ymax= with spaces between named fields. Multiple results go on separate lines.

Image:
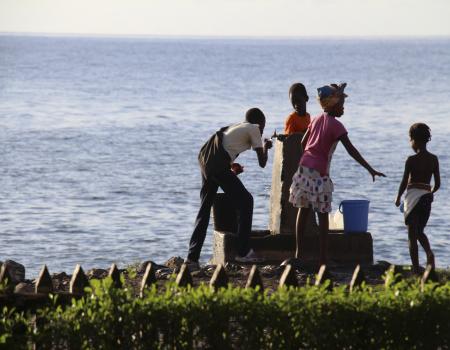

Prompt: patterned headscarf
xmin=317 ymin=83 xmax=348 ymax=110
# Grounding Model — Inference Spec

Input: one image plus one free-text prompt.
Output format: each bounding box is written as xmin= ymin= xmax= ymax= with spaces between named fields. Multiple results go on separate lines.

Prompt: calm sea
xmin=0 ymin=35 xmax=449 ymax=276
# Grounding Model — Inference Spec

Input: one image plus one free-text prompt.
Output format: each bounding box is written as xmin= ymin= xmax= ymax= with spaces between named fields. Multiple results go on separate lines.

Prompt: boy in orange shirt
xmin=284 ymin=83 xmax=310 ymax=135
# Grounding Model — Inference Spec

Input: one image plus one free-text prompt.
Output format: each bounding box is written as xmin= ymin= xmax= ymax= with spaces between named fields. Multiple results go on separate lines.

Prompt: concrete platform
xmin=212 ymin=230 xmax=373 ymax=265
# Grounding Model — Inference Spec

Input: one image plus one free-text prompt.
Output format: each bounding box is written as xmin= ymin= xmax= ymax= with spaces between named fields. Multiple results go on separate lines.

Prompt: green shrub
xmin=1 ymin=278 xmax=449 ymax=349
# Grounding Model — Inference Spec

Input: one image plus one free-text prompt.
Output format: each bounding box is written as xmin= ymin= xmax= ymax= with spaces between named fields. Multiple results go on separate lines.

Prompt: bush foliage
xmin=1 ymin=277 xmax=449 ymax=349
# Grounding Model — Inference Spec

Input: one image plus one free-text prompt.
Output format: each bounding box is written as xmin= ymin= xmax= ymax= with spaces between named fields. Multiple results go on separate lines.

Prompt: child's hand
xmin=370 ymin=169 xmax=386 ymax=182
xmin=395 ymin=197 xmax=401 ymax=207
xmin=264 ymin=139 xmax=273 ymax=150
xmin=231 ymin=163 xmax=244 ymax=175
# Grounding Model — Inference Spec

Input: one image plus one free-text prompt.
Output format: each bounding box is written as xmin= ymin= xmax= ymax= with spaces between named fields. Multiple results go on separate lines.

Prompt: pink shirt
xmin=300 ymin=113 xmax=347 ymax=176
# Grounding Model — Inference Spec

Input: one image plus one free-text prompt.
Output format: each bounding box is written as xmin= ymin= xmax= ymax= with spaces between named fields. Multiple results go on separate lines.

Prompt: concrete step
xmin=212 ymin=230 xmax=373 ymax=265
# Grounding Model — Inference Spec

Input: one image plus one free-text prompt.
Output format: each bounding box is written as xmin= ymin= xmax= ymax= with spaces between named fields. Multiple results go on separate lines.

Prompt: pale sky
xmin=1 ymin=0 xmax=450 ymax=37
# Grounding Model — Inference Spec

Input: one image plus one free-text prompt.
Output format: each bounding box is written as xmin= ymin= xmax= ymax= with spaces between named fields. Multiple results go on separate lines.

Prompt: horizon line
xmin=1 ymin=31 xmax=450 ymax=40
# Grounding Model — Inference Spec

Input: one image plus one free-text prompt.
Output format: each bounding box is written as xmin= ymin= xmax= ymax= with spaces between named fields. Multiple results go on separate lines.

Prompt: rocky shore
xmin=2 ymin=258 xmax=449 ymax=296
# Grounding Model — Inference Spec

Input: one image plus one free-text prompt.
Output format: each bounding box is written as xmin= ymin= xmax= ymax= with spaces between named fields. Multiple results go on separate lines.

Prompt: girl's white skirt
xmin=289 ymin=165 xmax=334 ymax=213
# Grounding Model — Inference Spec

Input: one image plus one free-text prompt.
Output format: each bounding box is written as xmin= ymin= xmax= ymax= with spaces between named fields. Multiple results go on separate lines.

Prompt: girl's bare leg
xmin=407 ymin=225 xmax=420 ymax=274
xmin=317 ymin=212 xmax=329 ymax=266
xmin=417 ymin=232 xmax=435 ymax=269
xmin=295 ymin=207 xmax=311 ymax=259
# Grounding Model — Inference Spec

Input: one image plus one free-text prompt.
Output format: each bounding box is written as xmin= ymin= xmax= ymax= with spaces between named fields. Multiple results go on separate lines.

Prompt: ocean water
xmin=0 ymin=35 xmax=449 ymax=276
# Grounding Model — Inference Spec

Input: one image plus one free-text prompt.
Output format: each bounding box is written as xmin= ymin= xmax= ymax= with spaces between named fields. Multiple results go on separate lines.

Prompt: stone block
xmin=279 ymin=264 xmax=298 ymax=288
xmin=35 ymin=265 xmax=53 ymax=294
xmin=3 ymin=260 xmax=25 ymax=284
xmin=176 ymin=263 xmax=193 ymax=287
xmin=315 ymin=265 xmax=333 ymax=290
xmin=245 ymin=265 xmax=264 ymax=290
xmin=108 ymin=264 xmax=122 ymax=288
xmin=210 ymin=264 xmax=228 ymax=290
xmin=0 ymin=264 xmax=15 ymax=294
xmin=349 ymin=265 xmax=366 ymax=292
xmin=70 ymin=265 xmax=89 ymax=295
xmin=140 ymin=263 xmax=157 ymax=297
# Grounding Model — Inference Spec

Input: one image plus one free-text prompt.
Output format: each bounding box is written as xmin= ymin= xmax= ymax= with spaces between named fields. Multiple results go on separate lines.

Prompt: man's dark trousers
xmin=187 ymin=169 xmax=253 ymax=262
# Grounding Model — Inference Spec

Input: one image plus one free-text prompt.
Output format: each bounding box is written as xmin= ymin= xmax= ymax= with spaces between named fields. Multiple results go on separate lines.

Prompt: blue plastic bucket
xmin=338 ymin=200 xmax=370 ymax=233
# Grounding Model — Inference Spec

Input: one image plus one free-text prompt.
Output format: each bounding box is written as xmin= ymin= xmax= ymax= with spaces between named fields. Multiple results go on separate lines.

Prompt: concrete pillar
xmin=269 ymin=133 xmax=319 ymax=235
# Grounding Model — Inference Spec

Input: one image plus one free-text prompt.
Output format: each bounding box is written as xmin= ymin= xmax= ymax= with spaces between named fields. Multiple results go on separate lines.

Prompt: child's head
xmin=289 ymin=83 xmax=309 ymax=115
xmin=246 ymin=108 xmax=266 ymax=135
xmin=317 ymin=83 xmax=347 ymax=117
xmin=409 ymin=123 xmax=431 ymax=151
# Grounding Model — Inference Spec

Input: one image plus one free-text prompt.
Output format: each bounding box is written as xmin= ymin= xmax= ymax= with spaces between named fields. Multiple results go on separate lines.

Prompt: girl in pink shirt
xmin=289 ymin=83 xmax=385 ymax=265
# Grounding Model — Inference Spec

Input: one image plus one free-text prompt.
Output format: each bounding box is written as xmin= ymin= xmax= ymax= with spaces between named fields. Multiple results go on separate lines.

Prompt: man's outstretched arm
xmin=255 ymin=140 xmax=272 ymax=168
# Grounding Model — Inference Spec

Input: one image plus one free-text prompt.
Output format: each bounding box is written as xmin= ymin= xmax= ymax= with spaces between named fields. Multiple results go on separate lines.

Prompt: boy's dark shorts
xmin=405 ymin=193 xmax=433 ymax=231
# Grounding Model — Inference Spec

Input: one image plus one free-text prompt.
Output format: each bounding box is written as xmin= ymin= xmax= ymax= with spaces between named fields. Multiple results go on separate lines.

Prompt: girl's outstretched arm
xmin=339 ymin=134 xmax=386 ymax=181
